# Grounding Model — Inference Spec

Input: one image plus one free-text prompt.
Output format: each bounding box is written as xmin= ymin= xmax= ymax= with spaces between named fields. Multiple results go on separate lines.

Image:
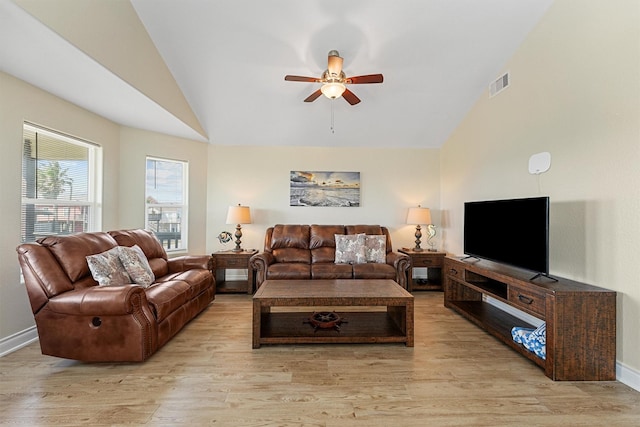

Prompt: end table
xmin=211 ymin=249 xmax=258 ymax=294
xmin=398 ymin=249 xmax=447 ymax=292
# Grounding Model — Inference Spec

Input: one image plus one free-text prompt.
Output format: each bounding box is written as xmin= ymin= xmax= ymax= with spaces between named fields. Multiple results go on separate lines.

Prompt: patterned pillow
xmin=511 ymin=323 xmax=546 ymax=360
xmin=119 ymin=245 xmax=155 ymax=288
xmin=364 ymin=235 xmax=386 ymax=263
xmin=334 ymin=234 xmax=366 ymax=264
xmin=86 ymin=247 xmax=132 ymax=287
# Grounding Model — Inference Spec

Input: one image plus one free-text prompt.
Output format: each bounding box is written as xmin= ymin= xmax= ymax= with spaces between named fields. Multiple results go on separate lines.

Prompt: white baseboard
xmin=0 ymin=326 xmax=38 ymax=357
xmin=617 ymin=362 xmax=640 ymax=392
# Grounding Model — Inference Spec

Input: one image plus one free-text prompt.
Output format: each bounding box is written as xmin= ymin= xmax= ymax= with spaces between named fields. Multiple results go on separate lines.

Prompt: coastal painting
xmin=290 ymin=171 xmax=360 ymax=207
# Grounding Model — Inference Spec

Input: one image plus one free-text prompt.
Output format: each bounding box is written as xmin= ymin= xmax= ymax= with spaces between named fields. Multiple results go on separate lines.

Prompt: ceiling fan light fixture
xmin=321 ymin=82 xmax=346 ymax=99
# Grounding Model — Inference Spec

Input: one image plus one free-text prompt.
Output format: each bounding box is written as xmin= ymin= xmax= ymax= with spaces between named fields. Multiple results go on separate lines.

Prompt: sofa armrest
xmin=46 ymin=285 xmax=148 ymax=316
xmin=386 ymin=252 xmax=411 ymax=289
xmin=250 ymin=252 xmax=274 ymax=288
xmin=167 ymin=255 xmax=212 ymax=273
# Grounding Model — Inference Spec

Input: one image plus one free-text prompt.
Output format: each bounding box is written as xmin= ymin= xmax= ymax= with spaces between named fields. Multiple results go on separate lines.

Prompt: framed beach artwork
xmin=290 ymin=171 xmax=360 ymax=207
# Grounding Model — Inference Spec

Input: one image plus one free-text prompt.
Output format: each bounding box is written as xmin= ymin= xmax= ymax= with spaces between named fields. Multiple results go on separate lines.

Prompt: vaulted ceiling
xmin=0 ymin=0 xmax=554 ymax=148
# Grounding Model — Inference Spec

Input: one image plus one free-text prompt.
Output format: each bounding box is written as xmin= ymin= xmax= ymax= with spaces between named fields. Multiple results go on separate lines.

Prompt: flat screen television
xmin=464 ymin=196 xmax=550 ymax=275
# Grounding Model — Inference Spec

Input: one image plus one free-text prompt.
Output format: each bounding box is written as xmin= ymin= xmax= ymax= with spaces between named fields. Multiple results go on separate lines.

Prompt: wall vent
xmin=489 ymin=71 xmax=510 ymax=97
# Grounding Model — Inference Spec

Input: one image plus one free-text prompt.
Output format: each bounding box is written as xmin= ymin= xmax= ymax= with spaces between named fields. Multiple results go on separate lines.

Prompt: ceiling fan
xmin=284 ymin=50 xmax=383 ymax=105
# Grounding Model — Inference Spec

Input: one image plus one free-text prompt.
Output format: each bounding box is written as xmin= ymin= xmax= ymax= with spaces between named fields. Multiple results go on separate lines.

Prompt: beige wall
xmin=0 ymin=71 xmax=122 ymax=342
xmin=0 ymin=78 xmax=438 ymax=344
xmin=0 ymin=73 xmax=211 ymax=346
xmin=118 ymin=127 xmax=210 ymax=254
xmin=441 ymin=0 xmax=640 ymax=374
xmin=206 ymin=145 xmax=440 ymax=254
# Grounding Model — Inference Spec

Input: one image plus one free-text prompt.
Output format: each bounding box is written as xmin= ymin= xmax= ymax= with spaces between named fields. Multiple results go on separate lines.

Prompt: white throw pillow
xmin=86 ymin=247 xmax=132 ymax=287
xmin=364 ymin=235 xmax=386 ymax=263
xmin=334 ymin=234 xmax=366 ymax=264
xmin=119 ymin=245 xmax=155 ymax=288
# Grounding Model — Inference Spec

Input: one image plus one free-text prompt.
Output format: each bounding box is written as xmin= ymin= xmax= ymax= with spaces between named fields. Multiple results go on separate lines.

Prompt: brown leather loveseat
xmin=16 ymin=229 xmax=215 ymax=362
xmin=250 ymin=225 xmax=410 ymax=289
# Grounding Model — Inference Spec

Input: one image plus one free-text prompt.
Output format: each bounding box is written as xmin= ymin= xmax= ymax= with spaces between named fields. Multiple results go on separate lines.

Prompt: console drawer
xmin=508 ymin=286 xmax=546 ymax=317
xmin=412 ymin=256 xmax=443 ymax=268
xmin=216 ymin=257 xmax=246 ymax=268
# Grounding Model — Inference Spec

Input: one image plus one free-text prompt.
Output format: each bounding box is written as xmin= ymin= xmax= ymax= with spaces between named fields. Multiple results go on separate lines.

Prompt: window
xmin=145 ymin=157 xmax=188 ymax=252
xmin=21 ymin=123 xmax=102 ymax=243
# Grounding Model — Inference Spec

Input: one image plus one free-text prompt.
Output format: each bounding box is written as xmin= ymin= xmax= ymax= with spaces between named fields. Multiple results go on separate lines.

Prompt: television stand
xmin=444 ymin=256 xmax=616 ymax=381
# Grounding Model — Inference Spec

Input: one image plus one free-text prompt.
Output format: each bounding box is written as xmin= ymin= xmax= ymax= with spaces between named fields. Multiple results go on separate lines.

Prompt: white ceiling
xmin=1 ymin=0 xmax=554 ymax=148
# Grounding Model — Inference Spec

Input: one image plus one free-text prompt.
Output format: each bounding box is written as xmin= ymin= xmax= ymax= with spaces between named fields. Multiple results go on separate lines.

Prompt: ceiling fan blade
xmin=327 ymin=51 xmax=343 ymax=76
xmin=342 ymin=88 xmax=361 ymax=105
xmin=285 ymin=75 xmax=320 ymax=83
xmin=346 ymin=74 xmax=384 ymax=84
xmin=304 ymin=89 xmax=323 ymax=102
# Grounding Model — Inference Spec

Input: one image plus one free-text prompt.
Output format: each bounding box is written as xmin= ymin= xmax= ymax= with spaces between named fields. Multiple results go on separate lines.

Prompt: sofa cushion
xmin=352 ymin=263 xmax=396 ymax=280
xmin=144 ymin=280 xmax=191 ymax=322
xmin=17 ymin=243 xmax=75 ymax=301
xmin=147 ymin=258 xmax=170 ymax=279
xmin=38 ymin=232 xmax=118 ymax=282
xmin=119 ymin=245 xmax=155 ymax=288
xmin=346 ymin=225 xmax=383 ymax=236
xmin=364 ymin=235 xmax=387 ymax=263
xmin=310 ymin=225 xmax=345 ymax=249
xmin=108 ymin=229 xmax=168 ymax=261
xmin=273 ymin=248 xmax=311 ymax=264
xmin=311 ymin=247 xmax=336 ymax=264
xmin=266 ymin=263 xmax=311 ymax=280
xmin=156 ymin=269 xmax=213 ymax=298
xmin=312 ymin=263 xmax=353 ymax=279
xmin=271 ymin=225 xmax=310 ymax=249
xmin=86 ymin=247 xmax=132 ymax=287
xmin=335 ymin=234 xmax=366 ymax=264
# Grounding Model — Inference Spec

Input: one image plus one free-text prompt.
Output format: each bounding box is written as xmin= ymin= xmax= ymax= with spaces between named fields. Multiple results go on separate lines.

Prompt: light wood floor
xmin=1 ymin=292 xmax=639 ymax=426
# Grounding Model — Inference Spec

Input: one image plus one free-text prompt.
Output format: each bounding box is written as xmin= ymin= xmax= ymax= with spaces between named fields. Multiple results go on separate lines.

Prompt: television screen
xmin=464 ymin=197 xmax=549 ymax=274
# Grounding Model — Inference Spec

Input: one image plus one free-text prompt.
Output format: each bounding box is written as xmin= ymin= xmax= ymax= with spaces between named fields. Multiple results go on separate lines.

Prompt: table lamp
xmin=226 ymin=204 xmax=251 ymax=252
xmin=406 ymin=206 xmax=433 ymax=252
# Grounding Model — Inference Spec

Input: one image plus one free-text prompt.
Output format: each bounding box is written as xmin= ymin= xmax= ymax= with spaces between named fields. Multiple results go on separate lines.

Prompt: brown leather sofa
xmin=16 ymin=229 xmax=215 ymax=362
xmin=250 ymin=225 xmax=410 ymax=289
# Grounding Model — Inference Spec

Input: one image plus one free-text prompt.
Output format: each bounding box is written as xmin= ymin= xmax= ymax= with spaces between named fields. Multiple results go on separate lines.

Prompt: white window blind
xmin=21 ymin=123 xmax=102 ymax=242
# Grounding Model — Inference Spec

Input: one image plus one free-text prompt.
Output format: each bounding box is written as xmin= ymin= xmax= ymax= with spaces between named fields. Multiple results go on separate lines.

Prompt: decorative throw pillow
xmin=527 ymin=323 xmax=547 ymax=360
xmin=364 ymin=235 xmax=386 ymax=263
xmin=334 ymin=234 xmax=366 ymax=264
xmin=119 ymin=245 xmax=155 ymax=288
xmin=86 ymin=247 xmax=132 ymax=287
xmin=511 ymin=323 xmax=546 ymax=360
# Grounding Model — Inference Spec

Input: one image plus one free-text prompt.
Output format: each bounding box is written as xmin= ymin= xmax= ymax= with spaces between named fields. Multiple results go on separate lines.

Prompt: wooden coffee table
xmin=252 ymin=279 xmax=414 ymax=348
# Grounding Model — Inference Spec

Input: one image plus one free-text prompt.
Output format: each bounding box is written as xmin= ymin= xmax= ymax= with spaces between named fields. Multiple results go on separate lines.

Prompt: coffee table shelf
xmin=258 ymin=311 xmax=409 ymax=345
xmin=252 ymin=279 xmax=414 ymax=348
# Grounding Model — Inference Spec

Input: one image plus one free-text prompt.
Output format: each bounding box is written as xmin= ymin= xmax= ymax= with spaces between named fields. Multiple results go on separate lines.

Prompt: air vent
xmin=489 ymin=72 xmax=510 ymax=97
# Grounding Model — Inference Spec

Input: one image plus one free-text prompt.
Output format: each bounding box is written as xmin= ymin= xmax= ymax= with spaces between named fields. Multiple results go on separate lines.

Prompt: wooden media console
xmin=444 ymin=256 xmax=616 ymax=381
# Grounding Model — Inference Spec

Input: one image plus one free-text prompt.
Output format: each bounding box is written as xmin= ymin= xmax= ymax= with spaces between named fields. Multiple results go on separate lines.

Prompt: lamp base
xmin=232 ymin=224 xmax=243 ymax=252
xmin=412 ymin=225 xmax=424 ymax=252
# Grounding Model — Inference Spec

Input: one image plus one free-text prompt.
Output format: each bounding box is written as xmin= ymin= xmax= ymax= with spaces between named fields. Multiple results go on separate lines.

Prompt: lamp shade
xmin=226 ymin=204 xmax=251 ymax=225
xmin=406 ymin=206 xmax=432 ymax=225
xmin=321 ymin=82 xmax=346 ymax=99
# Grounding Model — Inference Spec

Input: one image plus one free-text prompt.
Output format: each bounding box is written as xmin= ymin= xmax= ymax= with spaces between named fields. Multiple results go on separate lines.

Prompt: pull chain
xmin=330 ymin=100 xmax=335 ymax=133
